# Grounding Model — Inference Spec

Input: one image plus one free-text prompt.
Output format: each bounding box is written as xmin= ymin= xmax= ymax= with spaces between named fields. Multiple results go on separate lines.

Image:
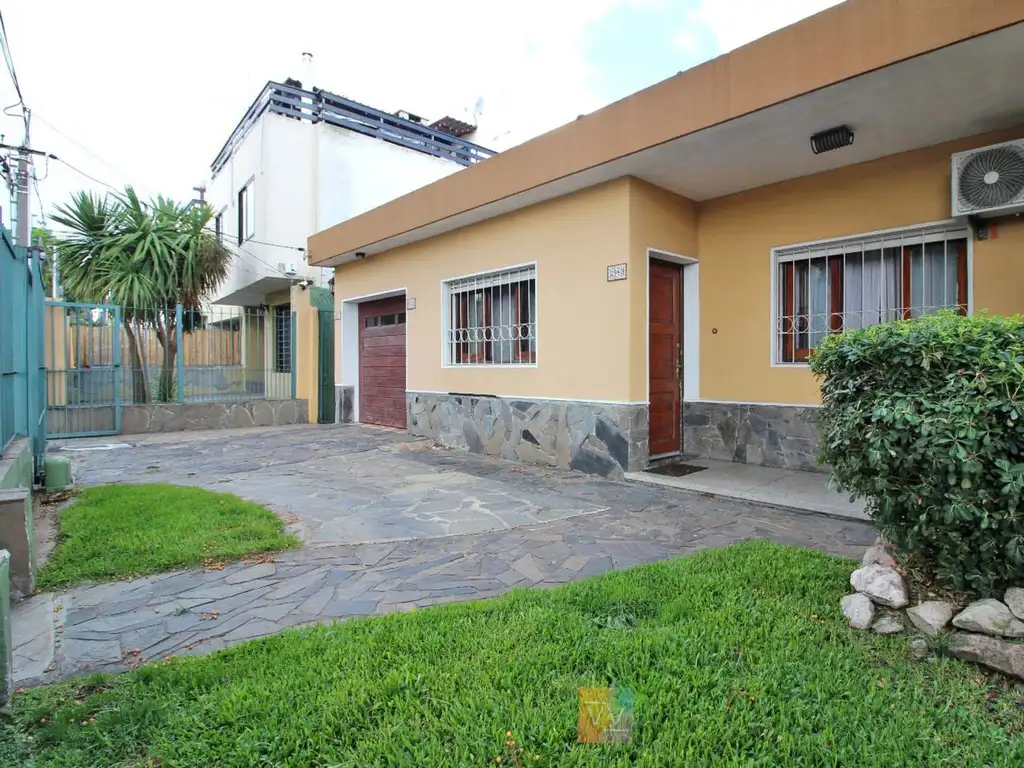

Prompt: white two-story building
xmin=202 ymin=76 xmax=496 ymax=401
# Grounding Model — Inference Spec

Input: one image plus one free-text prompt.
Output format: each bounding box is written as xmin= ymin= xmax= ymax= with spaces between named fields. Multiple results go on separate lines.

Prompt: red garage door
xmin=359 ymin=297 xmax=407 ymax=429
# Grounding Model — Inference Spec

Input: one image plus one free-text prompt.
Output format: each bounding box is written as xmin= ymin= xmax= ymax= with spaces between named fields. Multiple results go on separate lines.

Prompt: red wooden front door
xmin=649 ymin=261 xmax=681 ymax=455
xmin=358 ymin=296 xmax=407 ymax=429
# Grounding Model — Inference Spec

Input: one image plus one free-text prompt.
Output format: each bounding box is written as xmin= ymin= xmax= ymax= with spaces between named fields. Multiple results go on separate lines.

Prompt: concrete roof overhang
xmin=308 ymin=2 xmax=1024 ymax=267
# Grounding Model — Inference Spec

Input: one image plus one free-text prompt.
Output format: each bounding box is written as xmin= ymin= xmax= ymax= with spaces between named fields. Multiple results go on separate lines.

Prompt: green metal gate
xmin=317 ymin=309 xmax=335 ymax=423
xmin=45 ymin=301 xmax=122 ymax=437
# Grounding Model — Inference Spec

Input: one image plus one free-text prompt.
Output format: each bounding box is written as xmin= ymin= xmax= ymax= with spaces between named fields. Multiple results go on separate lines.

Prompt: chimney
xmin=301 ymin=52 xmax=316 ymax=91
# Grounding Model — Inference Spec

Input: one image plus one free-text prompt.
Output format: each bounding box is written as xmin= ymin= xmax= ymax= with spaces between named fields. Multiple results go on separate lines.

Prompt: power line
xmin=34 ymin=113 xmax=142 ymax=187
xmin=51 ymin=154 xmax=119 ymax=191
xmin=0 ymin=8 xmax=28 ymax=136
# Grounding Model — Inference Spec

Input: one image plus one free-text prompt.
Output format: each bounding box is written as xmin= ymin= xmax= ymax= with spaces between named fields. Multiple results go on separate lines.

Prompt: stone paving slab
xmin=13 ymin=424 xmax=880 ymax=685
xmin=53 ymin=425 xmax=612 ymax=544
xmin=15 ymin=491 xmax=874 ymax=684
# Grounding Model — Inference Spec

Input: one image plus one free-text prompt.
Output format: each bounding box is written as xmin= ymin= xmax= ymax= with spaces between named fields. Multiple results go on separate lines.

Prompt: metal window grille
xmin=774 ymin=225 xmax=969 ymax=364
xmin=274 ymin=304 xmax=292 ymax=373
xmin=444 ymin=265 xmax=537 ymax=366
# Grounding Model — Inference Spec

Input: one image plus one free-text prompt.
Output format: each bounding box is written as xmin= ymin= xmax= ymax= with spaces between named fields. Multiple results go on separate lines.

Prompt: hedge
xmin=810 ymin=312 xmax=1024 ymax=595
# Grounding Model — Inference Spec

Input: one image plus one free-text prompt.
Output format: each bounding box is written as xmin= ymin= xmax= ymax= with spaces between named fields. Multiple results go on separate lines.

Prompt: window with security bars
xmin=774 ymin=225 xmax=969 ymax=364
xmin=444 ymin=265 xmax=537 ymax=366
xmin=274 ymin=304 xmax=292 ymax=373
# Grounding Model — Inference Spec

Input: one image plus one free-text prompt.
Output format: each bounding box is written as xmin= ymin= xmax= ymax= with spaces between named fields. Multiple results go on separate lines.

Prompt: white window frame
xmin=769 ymin=219 xmax=973 ymax=367
xmin=238 ymin=178 xmax=255 ymax=244
xmin=440 ymin=261 xmax=538 ymax=369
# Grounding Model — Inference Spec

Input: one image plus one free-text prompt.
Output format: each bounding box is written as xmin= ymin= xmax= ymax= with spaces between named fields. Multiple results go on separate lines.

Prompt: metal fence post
xmin=290 ymin=311 xmax=297 ymax=399
xmin=176 ymin=303 xmax=185 ymax=404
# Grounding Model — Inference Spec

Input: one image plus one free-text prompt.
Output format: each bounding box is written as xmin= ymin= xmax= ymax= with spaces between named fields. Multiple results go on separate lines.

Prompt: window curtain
xmin=910 ymin=242 xmax=958 ymax=316
xmin=844 ymin=249 xmax=898 ymax=329
xmin=808 ymin=260 xmax=829 ymax=348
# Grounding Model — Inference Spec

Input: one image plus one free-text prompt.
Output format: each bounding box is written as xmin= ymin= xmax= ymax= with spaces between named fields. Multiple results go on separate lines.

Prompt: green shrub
xmin=810 ymin=312 xmax=1024 ymax=595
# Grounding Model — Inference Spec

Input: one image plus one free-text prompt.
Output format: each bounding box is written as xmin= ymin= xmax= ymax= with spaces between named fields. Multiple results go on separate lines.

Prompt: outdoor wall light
xmin=810 ymin=125 xmax=855 ymax=155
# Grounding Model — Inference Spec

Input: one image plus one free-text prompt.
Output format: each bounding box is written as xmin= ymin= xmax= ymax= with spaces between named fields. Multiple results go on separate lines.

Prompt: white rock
xmin=861 ymin=545 xmax=897 ymax=569
xmin=872 ymin=615 xmax=904 ymax=635
xmin=1004 ymin=587 xmax=1024 ymax=621
xmin=906 ymin=601 xmax=954 ymax=637
xmin=952 ymin=599 xmax=1024 ymax=638
xmin=850 ymin=564 xmax=909 ymax=608
xmin=949 ymin=633 xmax=1024 ymax=680
xmin=841 ymin=593 xmax=875 ymax=630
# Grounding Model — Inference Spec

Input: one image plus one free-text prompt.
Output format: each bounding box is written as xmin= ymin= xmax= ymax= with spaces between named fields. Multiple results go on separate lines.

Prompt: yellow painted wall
xmin=290 ymin=285 xmax=320 ymax=422
xmin=326 ymin=127 xmax=1024 ymax=414
xmin=333 ymin=179 xmax=634 ymax=401
xmin=696 ymin=125 xmax=1024 ymax=405
xmin=627 ymin=180 xmax=697 ymax=400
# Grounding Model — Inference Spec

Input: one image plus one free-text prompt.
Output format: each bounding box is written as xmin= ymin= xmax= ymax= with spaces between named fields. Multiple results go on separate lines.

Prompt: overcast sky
xmin=1 ymin=0 xmax=841 ymax=232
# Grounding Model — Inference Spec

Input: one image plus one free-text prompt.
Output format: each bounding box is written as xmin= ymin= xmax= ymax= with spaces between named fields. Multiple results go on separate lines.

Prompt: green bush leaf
xmin=810 ymin=311 xmax=1024 ymax=595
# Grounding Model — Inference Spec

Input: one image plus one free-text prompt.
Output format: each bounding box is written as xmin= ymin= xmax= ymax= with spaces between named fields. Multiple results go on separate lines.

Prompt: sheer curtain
xmin=844 ymin=249 xmax=898 ymax=329
xmin=808 ymin=260 xmax=829 ymax=348
xmin=910 ymin=242 xmax=958 ymax=316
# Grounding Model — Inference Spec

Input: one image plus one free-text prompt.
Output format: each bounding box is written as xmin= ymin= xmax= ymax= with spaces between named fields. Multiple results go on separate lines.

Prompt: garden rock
xmin=952 ymin=599 xmax=1024 ymax=639
xmin=840 ymin=593 xmax=874 ymax=630
xmin=850 ymin=564 xmax=908 ymax=608
xmin=1004 ymin=587 xmax=1024 ymax=621
xmin=949 ymin=633 xmax=1024 ymax=681
xmin=871 ymin=616 xmax=904 ymax=635
xmin=909 ymin=637 xmax=930 ymax=660
xmin=906 ymin=601 xmax=954 ymax=637
xmin=861 ymin=545 xmax=897 ymax=569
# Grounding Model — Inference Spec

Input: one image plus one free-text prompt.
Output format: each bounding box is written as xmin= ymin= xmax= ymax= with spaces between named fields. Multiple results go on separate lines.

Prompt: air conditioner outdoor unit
xmin=951 ymin=138 xmax=1024 ymax=218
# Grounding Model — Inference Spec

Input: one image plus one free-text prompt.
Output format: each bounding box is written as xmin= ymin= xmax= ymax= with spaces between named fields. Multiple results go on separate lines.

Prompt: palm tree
xmin=51 ymin=186 xmax=233 ymax=403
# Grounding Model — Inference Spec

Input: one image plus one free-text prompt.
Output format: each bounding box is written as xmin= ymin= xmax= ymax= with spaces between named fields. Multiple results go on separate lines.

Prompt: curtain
xmin=844 ymin=249 xmax=898 ymax=329
xmin=808 ymin=259 xmax=829 ymax=348
xmin=910 ymin=242 xmax=958 ymax=316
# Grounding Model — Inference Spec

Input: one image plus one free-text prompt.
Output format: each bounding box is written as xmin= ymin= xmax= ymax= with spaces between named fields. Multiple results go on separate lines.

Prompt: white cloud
xmin=681 ymin=0 xmax=843 ymax=53
xmin=0 ymin=0 xmax=842 ymax=230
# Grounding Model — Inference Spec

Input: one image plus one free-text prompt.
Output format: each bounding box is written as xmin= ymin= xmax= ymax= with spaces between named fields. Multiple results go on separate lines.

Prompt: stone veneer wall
xmin=682 ymin=401 xmax=822 ymax=472
xmin=120 ymin=399 xmax=308 ymax=435
xmin=407 ymin=392 xmax=648 ymax=479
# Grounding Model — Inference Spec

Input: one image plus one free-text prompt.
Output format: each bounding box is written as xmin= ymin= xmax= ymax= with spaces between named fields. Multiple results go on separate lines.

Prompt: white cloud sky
xmin=0 ymin=0 xmax=842 ymax=231
xmin=679 ymin=0 xmax=843 ymax=53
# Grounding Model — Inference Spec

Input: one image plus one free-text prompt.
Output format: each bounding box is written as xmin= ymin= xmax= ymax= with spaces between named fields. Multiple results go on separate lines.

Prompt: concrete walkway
xmin=626 ymin=458 xmax=867 ymax=520
xmin=13 ymin=424 xmax=876 ymax=685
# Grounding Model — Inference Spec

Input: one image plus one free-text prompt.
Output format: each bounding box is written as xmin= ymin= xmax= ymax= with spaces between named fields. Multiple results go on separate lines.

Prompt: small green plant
xmin=810 ymin=311 xmax=1024 ymax=595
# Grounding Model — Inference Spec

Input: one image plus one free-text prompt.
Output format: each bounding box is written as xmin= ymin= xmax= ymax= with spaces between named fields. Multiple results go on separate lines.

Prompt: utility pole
xmin=15 ymin=109 xmax=31 ymax=247
xmin=15 ymin=150 xmax=29 ymax=247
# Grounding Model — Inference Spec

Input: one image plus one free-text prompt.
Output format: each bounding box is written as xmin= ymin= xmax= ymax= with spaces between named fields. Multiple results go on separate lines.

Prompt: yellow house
xmin=307 ymin=0 xmax=1024 ymax=478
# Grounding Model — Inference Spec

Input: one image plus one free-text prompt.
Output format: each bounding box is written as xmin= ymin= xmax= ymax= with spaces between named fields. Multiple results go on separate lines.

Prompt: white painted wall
xmin=314 ymin=122 xmax=465 ymax=235
xmin=208 ymin=110 xmax=472 ymax=305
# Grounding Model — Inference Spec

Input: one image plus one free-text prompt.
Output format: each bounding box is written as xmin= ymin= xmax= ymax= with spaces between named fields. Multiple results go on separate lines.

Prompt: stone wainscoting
xmin=682 ymin=400 xmax=822 ymax=472
xmin=407 ymin=392 xmax=648 ymax=479
xmin=335 ymin=386 xmax=354 ymax=424
xmin=120 ymin=399 xmax=308 ymax=435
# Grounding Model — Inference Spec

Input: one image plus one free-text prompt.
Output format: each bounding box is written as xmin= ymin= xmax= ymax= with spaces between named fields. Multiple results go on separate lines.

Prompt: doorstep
xmin=625 ymin=458 xmax=868 ymax=521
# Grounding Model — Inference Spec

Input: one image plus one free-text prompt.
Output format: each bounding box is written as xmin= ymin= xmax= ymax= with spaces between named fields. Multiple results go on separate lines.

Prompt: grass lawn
xmin=6 ymin=541 xmax=1024 ymax=767
xmin=37 ymin=483 xmax=300 ymax=589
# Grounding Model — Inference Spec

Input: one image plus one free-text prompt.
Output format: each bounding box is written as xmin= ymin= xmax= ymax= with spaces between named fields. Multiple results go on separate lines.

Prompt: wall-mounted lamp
xmin=810 ymin=125 xmax=855 ymax=155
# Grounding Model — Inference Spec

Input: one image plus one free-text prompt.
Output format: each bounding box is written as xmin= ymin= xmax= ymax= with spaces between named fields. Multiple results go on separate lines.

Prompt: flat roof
xmin=308 ymin=0 xmax=1024 ymax=267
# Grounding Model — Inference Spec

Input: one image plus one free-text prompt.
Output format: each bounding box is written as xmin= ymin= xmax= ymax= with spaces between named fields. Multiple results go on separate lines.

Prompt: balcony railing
xmin=211 ymin=81 xmax=496 ymax=177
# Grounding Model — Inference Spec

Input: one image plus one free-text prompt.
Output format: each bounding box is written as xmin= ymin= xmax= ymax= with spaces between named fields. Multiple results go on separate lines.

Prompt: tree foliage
xmin=50 ymin=187 xmax=232 ymax=402
xmin=810 ymin=312 xmax=1024 ymax=595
